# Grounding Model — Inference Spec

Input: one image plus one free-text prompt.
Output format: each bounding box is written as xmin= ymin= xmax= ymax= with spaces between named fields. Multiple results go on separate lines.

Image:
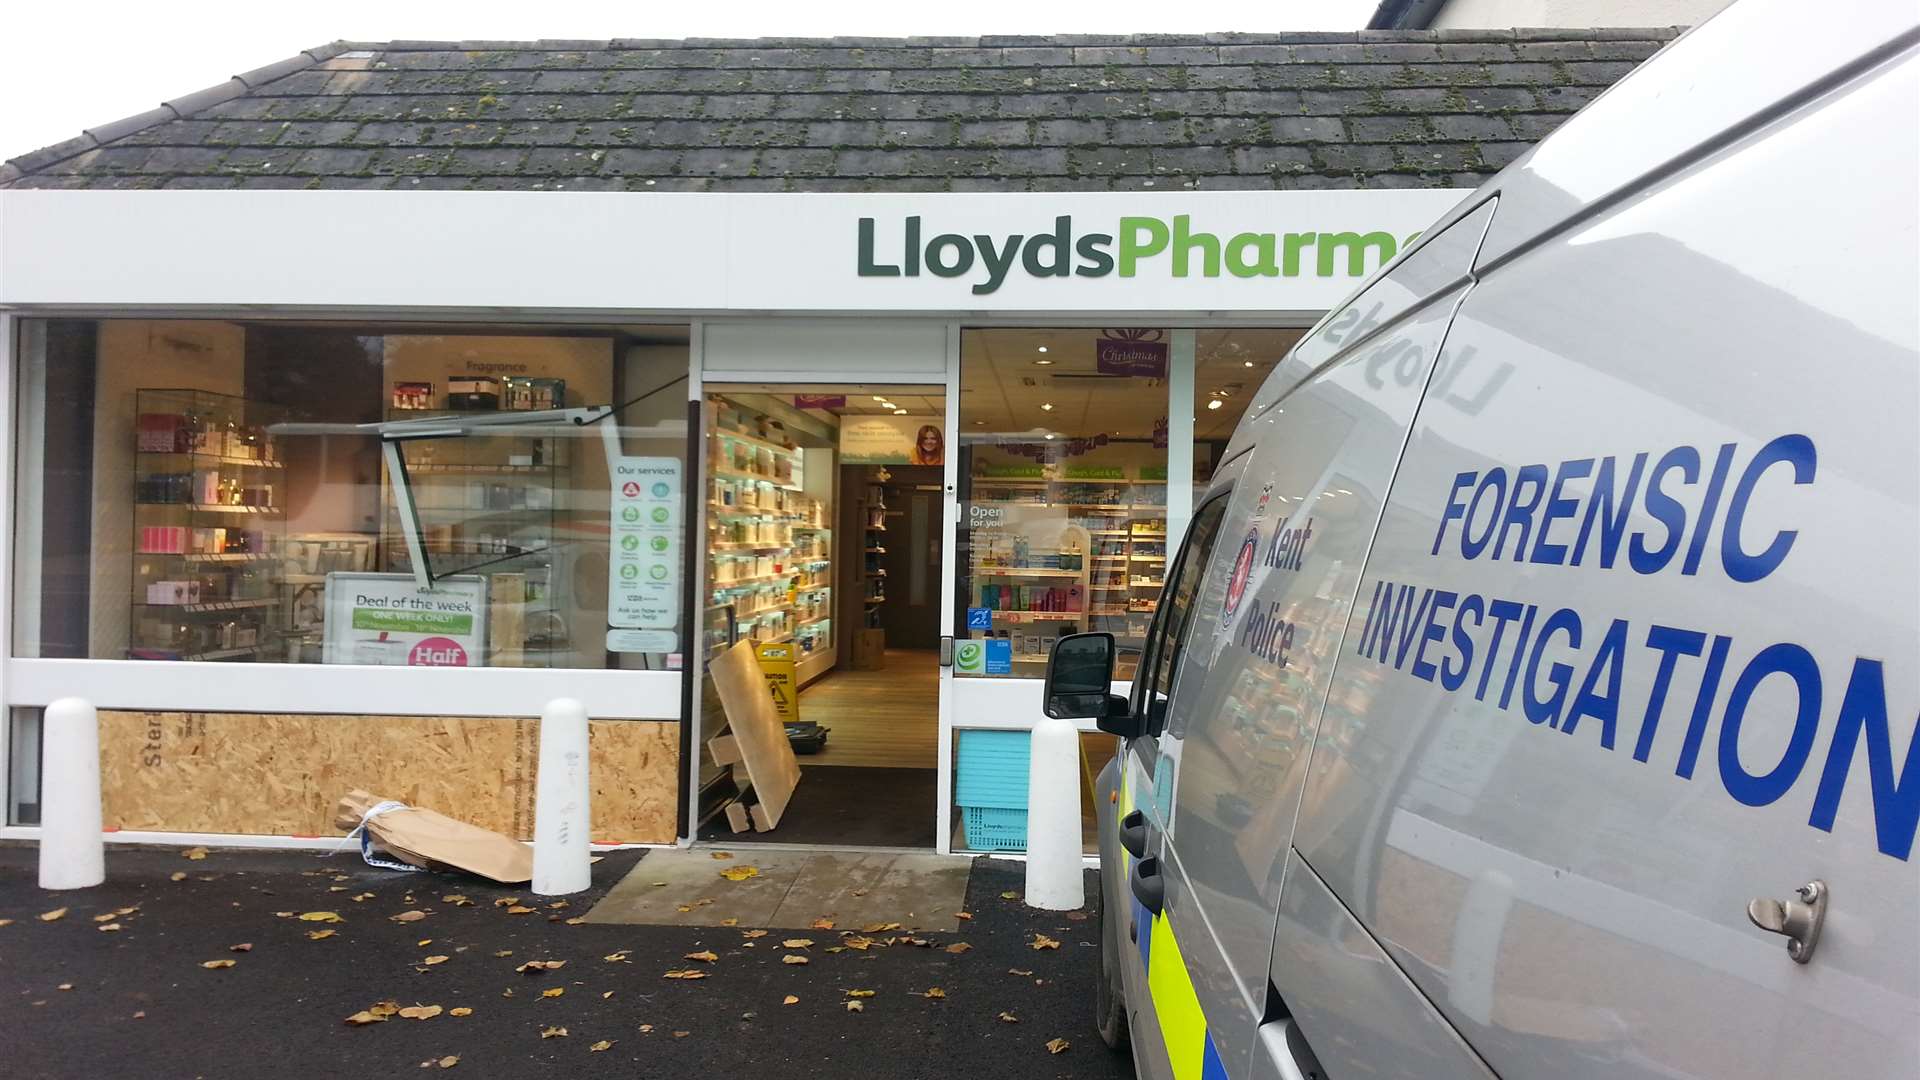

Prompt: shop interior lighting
xmin=1034 ymin=358 xmax=1054 ymax=365
xmin=1037 ymin=346 xmax=1049 ymax=352
xmin=1207 ymin=399 xmax=1224 ymax=410
xmin=1040 ymin=402 xmax=1055 ymax=411
xmin=871 ymin=395 xmax=887 ymax=401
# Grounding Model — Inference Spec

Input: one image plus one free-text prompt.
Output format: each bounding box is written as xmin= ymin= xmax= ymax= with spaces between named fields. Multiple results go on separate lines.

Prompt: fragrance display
xmin=962 ymin=465 xmax=1168 ymax=678
xmin=129 ymin=389 xmax=288 ymax=661
xmin=706 ymin=404 xmax=832 ymax=657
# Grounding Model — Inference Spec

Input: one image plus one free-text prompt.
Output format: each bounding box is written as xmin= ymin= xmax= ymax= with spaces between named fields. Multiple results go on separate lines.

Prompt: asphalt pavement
xmin=0 ymin=844 xmax=1136 ymax=1080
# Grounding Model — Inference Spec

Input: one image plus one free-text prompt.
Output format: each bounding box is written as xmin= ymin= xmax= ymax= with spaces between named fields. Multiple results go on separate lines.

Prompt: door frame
xmin=685 ymin=321 xmax=962 ymax=849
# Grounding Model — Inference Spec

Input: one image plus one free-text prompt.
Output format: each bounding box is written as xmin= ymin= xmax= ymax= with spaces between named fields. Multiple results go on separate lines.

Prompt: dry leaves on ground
xmin=845 ymin=989 xmax=876 ymax=998
xmin=811 ymin=918 xmax=836 ymax=930
xmin=1008 ymin=968 xmax=1033 ymax=976
xmin=922 ymin=987 xmax=946 ymax=999
xmin=1029 ymin=934 xmax=1061 ymax=950
xmin=505 ymin=906 xmax=536 ymax=915
xmin=719 ymin=917 xmax=739 ymax=927
xmin=229 ymin=943 xmax=252 ymax=953
xmin=398 ymin=1005 xmax=443 ymax=1020
xmin=516 ymin=960 xmax=566 ymax=973
xmin=1000 ymin=891 xmax=1020 ymax=900
xmin=97 ymin=923 xmax=123 ymax=933
xmin=182 ymin=846 xmax=209 ymax=860
xmin=780 ymin=938 xmax=813 ymax=949
xmin=663 ymin=969 xmax=709 ymax=980
xmin=711 ymin=851 xmax=733 ymax=860
xmin=998 ymin=1011 xmax=1020 ymax=1023
xmin=541 ymin=1027 xmax=568 ymax=1039
xmin=603 ymin=951 xmax=631 ymax=963
xmin=442 ymin=894 xmax=473 ymax=906
xmin=844 ymin=1000 xmax=864 ymax=1013
xmin=169 ymin=872 xmax=188 ymax=882
xmin=450 ymin=1007 xmax=473 ymax=1017
xmin=782 ymin=955 xmax=809 ymax=966
xmin=1046 ymin=1038 xmax=1070 ymax=1054
xmin=782 ymin=995 xmax=799 ymax=1005
xmin=299 ymin=911 xmax=343 ymax=923
xmin=945 ymin=942 xmax=972 ymax=954
xmin=390 ymin=910 xmax=429 ymax=923
xmin=590 ymin=1040 xmax=614 ymax=1052
xmin=719 ymin=866 xmax=759 ymax=882
xmin=306 ymin=930 xmax=337 ymax=941
xmin=540 ymin=987 xmax=566 ymax=999
xmin=741 ymin=929 xmax=769 ymax=939
xmin=38 ymin=908 xmax=67 ymax=922
xmin=955 ymin=912 xmax=973 ymax=920
xmin=344 ymin=1010 xmax=388 ymax=1026
xmin=434 ymin=1056 xmax=458 ymax=1068
xmin=683 ymin=951 xmax=718 ymax=963
xmin=422 ymin=956 xmax=449 ymax=966
xmin=200 ymin=959 xmax=237 ymax=970
xmin=860 ymin=922 xmax=902 ymax=933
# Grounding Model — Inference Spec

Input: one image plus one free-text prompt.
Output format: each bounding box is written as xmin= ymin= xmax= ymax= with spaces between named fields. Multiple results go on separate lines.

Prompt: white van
xmin=1041 ymin=2 xmax=1920 ymax=1078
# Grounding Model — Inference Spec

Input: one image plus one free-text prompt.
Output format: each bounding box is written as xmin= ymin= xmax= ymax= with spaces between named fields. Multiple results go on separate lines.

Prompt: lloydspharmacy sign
xmin=857 ymin=214 xmax=1423 ymax=296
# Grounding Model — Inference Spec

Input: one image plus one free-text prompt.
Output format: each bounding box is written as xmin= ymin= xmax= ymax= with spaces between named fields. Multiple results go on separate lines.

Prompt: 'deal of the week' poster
xmin=839 ymin=414 xmax=945 ymax=466
xmin=321 ymin=573 xmax=489 ymax=667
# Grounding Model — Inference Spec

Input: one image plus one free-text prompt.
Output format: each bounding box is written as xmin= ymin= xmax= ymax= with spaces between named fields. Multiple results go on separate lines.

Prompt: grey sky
xmin=0 ymin=0 xmax=1378 ymax=161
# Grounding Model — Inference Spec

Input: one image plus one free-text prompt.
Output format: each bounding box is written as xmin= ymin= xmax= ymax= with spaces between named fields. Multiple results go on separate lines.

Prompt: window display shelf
xmin=713 ymin=427 xmax=801 ymax=458
xmin=713 ymin=465 xmax=802 ymax=491
xmin=137 ymin=502 xmax=279 ymax=514
xmin=137 ymin=451 xmax=284 ymax=469
xmin=136 ymin=596 xmax=280 ymax=614
xmin=404 ymin=463 xmax=556 ymax=475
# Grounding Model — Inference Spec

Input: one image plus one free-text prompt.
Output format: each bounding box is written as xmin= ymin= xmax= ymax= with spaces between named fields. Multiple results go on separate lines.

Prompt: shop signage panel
xmin=609 ymin=456 xmax=681 ymax=632
xmin=321 ymin=573 xmax=489 ymax=667
xmin=1 ymin=190 xmax=1462 ymax=313
xmin=840 ymin=414 xmax=945 ymax=465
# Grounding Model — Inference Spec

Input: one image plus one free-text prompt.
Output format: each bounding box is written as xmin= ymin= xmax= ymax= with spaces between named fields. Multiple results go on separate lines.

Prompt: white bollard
xmin=1024 ymin=716 xmax=1085 ymax=910
xmin=39 ymin=698 xmax=105 ymax=890
xmin=532 ymin=697 xmax=592 ymax=896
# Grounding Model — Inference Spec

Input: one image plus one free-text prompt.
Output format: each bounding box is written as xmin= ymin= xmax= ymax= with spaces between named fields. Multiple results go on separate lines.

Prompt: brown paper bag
xmin=334 ymin=789 xmax=533 ymax=884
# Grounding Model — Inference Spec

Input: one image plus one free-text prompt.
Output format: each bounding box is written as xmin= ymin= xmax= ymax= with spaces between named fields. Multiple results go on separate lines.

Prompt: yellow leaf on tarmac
xmin=344 ymin=1010 xmax=388 ymax=1025
xmin=450 ymin=1007 xmax=473 ymax=1017
xmin=590 ymin=1040 xmax=614 ymax=1052
xmin=780 ymin=939 xmax=813 ymax=949
xmin=398 ymin=1005 xmax=442 ymax=1020
xmin=1046 ymin=1038 xmax=1070 ymax=1054
xmin=541 ymin=987 xmax=566 ymax=998
xmin=38 ymin=908 xmax=67 ymax=922
xmin=541 ymin=1026 xmax=568 ymax=1038
xmin=683 ymin=951 xmax=718 ymax=963
xmin=200 ymin=959 xmax=236 ymax=969
xmin=298 ymin=912 xmax=343 ymax=923
xmin=306 ymin=930 xmax=337 ymax=940
xmin=182 ymin=847 xmax=209 ymax=860
xmin=782 ymin=955 xmax=809 ymax=966
xmin=782 ymin=995 xmax=799 ymax=1005
xmin=719 ymin=866 xmax=759 ymax=881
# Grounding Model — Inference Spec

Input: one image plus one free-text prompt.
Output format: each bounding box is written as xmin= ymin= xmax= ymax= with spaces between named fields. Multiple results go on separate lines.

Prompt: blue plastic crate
xmin=955 ymin=730 xmax=1031 ymax=809
xmin=960 ymin=805 xmax=1028 ymax=851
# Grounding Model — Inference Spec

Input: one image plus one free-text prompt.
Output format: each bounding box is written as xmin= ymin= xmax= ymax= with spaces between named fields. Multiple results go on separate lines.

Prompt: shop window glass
xmin=11 ymin=320 xmax=690 ymax=671
xmin=1191 ymin=329 xmax=1305 ymax=505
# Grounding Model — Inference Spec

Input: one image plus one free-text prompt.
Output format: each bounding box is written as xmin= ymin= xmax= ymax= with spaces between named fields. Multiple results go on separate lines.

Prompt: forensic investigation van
xmin=1040 ymin=1 xmax=1920 ymax=1077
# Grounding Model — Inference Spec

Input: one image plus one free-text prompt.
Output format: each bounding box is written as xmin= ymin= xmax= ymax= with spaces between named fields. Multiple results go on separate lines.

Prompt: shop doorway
xmin=695 ymin=385 xmax=947 ymax=848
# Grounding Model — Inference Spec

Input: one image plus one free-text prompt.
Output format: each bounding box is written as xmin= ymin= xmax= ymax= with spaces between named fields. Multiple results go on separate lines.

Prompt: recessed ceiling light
xmin=1040 ymin=403 xmax=1054 ymax=412
xmin=1206 ymin=399 xmax=1223 ymax=410
xmin=893 ymin=409 xmax=908 ymax=415
xmin=1044 ymin=433 xmax=1056 ymax=440
xmin=1037 ymin=346 xmax=1049 ymax=353
xmin=1034 ymin=359 xmax=1054 ymax=366
xmin=871 ymin=396 xmax=886 ymax=402
xmin=973 ymin=420 xmax=987 ymax=426
xmin=1244 ymin=361 xmax=1255 ymax=368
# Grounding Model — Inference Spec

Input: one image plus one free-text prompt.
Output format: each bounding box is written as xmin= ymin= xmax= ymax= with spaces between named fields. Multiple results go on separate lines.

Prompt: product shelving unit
xmin=857 ymin=481 xmax=888 ymax=626
xmin=130 ymin=388 xmax=288 ymax=662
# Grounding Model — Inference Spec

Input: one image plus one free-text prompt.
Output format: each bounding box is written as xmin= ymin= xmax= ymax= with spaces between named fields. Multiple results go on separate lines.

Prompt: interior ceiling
xmin=960 ymin=328 xmax=1305 ymax=441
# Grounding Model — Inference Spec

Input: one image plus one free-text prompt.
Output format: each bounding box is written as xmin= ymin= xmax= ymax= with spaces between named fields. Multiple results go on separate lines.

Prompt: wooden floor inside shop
xmin=797 ymin=648 xmax=938 ymax=770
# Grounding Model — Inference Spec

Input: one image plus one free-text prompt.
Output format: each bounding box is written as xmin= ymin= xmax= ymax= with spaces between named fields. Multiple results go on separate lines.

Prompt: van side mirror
xmin=1042 ymin=632 xmax=1138 ymax=737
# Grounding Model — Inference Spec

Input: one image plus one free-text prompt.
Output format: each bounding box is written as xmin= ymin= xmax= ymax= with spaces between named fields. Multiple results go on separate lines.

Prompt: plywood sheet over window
xmin=98 ymin=711 xmax=678 ymax=844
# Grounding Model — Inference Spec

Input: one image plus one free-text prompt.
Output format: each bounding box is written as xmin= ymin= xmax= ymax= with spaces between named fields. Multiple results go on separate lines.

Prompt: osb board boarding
xmin=98 ymin=711 xmax=679 ymax=844
xmin=708 ymin=640 xmax=800 ymax=827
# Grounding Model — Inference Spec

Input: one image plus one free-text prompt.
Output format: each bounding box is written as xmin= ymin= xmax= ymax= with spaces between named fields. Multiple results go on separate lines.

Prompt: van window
xmin=1134 ymin=495 xmax=1229 ymax=737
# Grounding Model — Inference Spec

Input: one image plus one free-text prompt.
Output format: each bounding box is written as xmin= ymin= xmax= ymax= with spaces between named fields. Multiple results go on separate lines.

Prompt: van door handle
xmin=1130 ymin=856 xmax=1165 ymax=916
xmin=1118 ymin=810 xmax=1148 ymax=858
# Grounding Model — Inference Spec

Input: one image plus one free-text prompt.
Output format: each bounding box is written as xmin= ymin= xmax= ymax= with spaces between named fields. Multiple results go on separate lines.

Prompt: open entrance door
xmin=694 ymin=384 xmax=949 ymax=848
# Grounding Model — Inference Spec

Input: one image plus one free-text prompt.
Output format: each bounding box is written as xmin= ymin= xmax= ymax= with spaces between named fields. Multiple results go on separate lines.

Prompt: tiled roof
xmin=1 ymin=30 xmax=1678 ymax=192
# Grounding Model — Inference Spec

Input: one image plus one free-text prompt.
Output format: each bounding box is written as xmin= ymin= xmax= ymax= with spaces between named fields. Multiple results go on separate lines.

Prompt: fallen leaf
xmin=541 ymin=987 xmax=566 ymax=998
xmin=720 ymin=917 xmax=739 ymax=927
xmin=564 ymin=917 xmax=586 ymax=926
xmin=1030 ymin=934 xmax=1061 ymax=951
xmin=741 ymin=929 xmax=768 ymax=939
xmin=711 ymin=851 xmax=733 ymax=860
xmin=673 ymin=1031 xmax=690 ymax=1038
xmin=782 ymin=995 xmax=799 ymax=1005
xmin=663 ymin=969 xmax=709 ymax=980
xmin=843 ymin=936 xmax=874 ymax=951
xmin=229 ymin=943 xmax=253 ymax=953
xmin=998 ymin=1011 xmax=1020 ymax=1023
xmin=852 ymin=888 xmax=869 ymax=897
xmin=132 ymin=1011 xmax=145 ymax=1019
xmin=548 ymin=901 xmax=570 ymax=911
xmin=91 ymin=912 xmax=118 ymax=923
xmin=825 ymin=946 xmax=846 ymax=954
xmin=719 ymin=866 xmax=759 ymax=882
xmin=696 ymin=898 xmax=715 ymax=907
xmin=860 ymin=922 xmax=901 ymax=933
xmin=810 ymin=918 xmax=835 ymax=930
xmin=675 ymin=905 xmax=694 ymax=913
xmin=350 ymin=892 xmax=375 ymax=902
xmin=182 ymin=846 xmax=209 ymax=860
xmin=683 ymin=950 xmax=718 ymax=963
xmin=306 ymin=930 xmax=337 ymax=941
xmin=516 ymin=960 xmax=566 ymax=973
xmin=945 ymin=942 xmax=972 ymax=954
xmin=601 ymin=991 xmax=614 ymax=999
xmin=422 ymin=955 xmax=449 ymax=966
xmin=344 ymin=1010 xmax=389 ymax=1026
xmin=98 ymin=923 xmax=123 ymax=932
xmin=370 ymin=1002 xmax=401 ymax=1017
xmin=442 ymin=894 xmax=473 ymax=906
xmin=390 ymin=910 xmax=429 ymax=923
xmin=1008 ymin=968 xmax=1033 ymax=976
xmin=398 ymin=1005 xmax=443 ymax=1020
xmin=298 ymin=911 xmax=343 ymax=923
xmin=955 ymin=912 xmax=973 ymax=920
xmin=38 ymin=908 xmax=67 ymax=922
xmin=169 ymin=872 xmax=188 ymax=882
xmin=500 ymin=989 xmax=514 ymax=998
xmin=782 ymin=955 xmax=809 ymax=966
xmin=450 ymin=1007 xmax=473 ymax=1017
xmin=493 ymin=897 xmax=521 ymax=908
xmin=200 ymin=959 xmax=237 ymax=969
xmin=541 ymin=1026 xmax=568 ymax=1039
xmin=417 ymin=939 xmax=434 ymax=947
xmin=844 ymin=1000 xmax=864 ymax=1013
xmin=923 ymin=987 xmax=946 ymax=999
xmin=590 ymin=1040 xmax=614 ymax=1052
xmin=1000 ymin=891 xmax=1019 ymax=900
xmin=1046 ymin=1037 xmax=1070 ymax=1054
xmin=603 ymin=951 xmax=631 ymax=963
xmin=506 ymin=906 xmax=536 ymax=915
xmin=437 ymin=1056 xmax=459 ymax=1069
xmin=58 ymin=983 xmax=73 ymax=991
xmin=845 ymin=989 xmax=875 ymax=998
xmin=328 ymin=886 xmax=346 ymax=893
xmin=639 ymin=1024 xmax=654 ymax=1033
xmin=780 ymin=938 xmax=813 ymax=949
xmin=652 ymin=881 xmax=669 ymax=887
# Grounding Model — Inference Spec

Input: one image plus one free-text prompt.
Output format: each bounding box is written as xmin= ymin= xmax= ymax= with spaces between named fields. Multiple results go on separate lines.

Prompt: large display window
xmin=11 ymin=320 xmax=690 ymax=672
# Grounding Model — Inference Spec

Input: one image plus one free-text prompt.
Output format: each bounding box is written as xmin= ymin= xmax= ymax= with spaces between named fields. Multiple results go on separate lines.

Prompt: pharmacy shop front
xmin=0 ymin=187 xmax=1461 ymax=853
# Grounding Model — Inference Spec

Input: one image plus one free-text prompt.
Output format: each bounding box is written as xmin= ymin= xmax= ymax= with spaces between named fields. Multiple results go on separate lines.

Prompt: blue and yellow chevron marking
xmin=1117 ymin=763 xmax=1231 ymax=1080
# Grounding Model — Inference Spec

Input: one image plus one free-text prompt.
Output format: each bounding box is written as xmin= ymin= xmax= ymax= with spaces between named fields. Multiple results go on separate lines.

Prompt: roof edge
xmin=2 ymin=41 xmax=350 ymax=184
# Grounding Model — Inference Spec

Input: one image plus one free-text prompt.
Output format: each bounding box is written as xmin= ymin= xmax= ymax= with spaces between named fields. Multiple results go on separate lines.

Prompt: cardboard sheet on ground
xmin=334 ymin=789 xmax=533 ymax=883
xmin=709 ymin=640 xmax=801 ymax=828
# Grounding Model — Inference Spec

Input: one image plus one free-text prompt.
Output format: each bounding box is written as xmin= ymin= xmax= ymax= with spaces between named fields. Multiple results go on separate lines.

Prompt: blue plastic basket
xmin=960 ymin=805 xmax=1028 ymax=851
xmin=955 ymin=730 xmax=1031 ymax=809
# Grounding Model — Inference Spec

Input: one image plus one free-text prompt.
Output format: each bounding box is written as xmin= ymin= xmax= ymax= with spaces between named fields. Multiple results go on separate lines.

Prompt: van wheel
xmin=1094 ymin=874 xmax=1129 ymax=1051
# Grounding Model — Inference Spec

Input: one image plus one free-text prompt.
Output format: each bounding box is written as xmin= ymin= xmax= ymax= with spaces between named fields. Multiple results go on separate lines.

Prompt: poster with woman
xmin=839 ymin=415 xmax=944 ymax=465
